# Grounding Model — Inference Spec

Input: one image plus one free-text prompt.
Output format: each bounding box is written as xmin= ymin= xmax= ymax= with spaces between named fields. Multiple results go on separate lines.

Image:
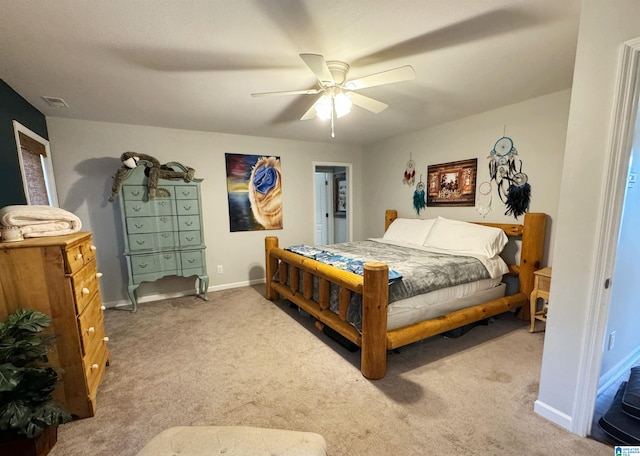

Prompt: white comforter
xmin=0 ymin=205 xmax=82 ymax=238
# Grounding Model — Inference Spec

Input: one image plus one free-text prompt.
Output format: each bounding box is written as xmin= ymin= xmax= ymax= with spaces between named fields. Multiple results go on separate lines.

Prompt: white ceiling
xmin=0 ymin=0 xmax=580 ymax=146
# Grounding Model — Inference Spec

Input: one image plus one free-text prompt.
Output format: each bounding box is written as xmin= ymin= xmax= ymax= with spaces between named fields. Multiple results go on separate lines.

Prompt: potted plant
xmin=0 ymin=308 xmax=71 ymax=456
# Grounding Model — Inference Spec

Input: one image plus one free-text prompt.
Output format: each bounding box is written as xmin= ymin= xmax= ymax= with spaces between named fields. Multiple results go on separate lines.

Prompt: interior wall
xmin=45 ymin=117 xmax=362 ymax=306
xmin=361 ymin=89 xmax=571 ymax=266
xmin=599 ymin=103 xmax=640 ymax=383
xmin=0 ymin=80 xmax=49 ymax=207
xmin=536 ymin=0 xmax=640 ymax=431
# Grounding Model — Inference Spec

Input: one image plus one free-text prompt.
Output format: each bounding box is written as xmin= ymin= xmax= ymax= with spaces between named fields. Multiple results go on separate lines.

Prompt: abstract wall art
xmin=225 ymin=153 xmax=283 ymax=231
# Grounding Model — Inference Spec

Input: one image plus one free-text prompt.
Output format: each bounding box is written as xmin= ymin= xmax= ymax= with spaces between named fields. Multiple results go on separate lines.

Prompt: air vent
xmin=41 ymin=96 xmax=69 ymax=108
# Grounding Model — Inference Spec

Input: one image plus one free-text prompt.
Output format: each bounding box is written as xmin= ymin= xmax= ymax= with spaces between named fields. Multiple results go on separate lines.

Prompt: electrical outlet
xmin=608 ymin=331 xmax=616 ymax=351
xmin=217 ymin=265 xmax=223 ymax=274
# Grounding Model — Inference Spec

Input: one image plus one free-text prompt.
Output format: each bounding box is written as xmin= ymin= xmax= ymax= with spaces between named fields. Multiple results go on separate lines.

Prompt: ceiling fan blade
xmin=300 ymin=95 xmax=324 ymax=120
xmin=299 ymin=53 xmax=334 ymax=85
xmin=349 ymin=92 xmax=388 ymax=113
xmin=347 ymin=65 xmax=415 ymax=90
xmin=251 ymin=89 xmax=321 ymax=97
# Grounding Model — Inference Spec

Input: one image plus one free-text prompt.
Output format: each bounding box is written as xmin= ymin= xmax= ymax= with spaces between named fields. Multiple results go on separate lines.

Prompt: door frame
xmin=573 ymin=37 xmax=640 ymax=436
xmin=312 ymin=161 xmax=353 ymax=243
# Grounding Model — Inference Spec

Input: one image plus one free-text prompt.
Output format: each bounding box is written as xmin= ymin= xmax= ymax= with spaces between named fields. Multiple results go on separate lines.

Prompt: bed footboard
xmin=265 ymin=236 xmax=389 ymax=379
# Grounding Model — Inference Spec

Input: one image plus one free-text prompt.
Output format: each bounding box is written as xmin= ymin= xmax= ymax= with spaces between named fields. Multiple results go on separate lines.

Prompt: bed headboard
xmin=383 ymin=209 xmax=547 ymax=303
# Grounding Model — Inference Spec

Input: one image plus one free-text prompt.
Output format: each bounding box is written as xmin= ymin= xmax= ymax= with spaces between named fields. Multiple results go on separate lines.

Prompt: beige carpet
xmin=49 ymin=285 xmax=611 ymax=455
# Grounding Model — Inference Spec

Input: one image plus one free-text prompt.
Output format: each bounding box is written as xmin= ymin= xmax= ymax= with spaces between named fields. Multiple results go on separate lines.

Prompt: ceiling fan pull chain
xmin=331 ymin=97 xmax=336 ymax=138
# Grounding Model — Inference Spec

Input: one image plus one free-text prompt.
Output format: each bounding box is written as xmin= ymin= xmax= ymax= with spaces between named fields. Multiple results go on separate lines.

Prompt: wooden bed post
xmin=384 ymin=209 xmax=398 ymax=232
xmin=518 ymin=212 xmax=546 ymax=321
xmin=361 ymin=261 xmax=389 ymax=380
xmin=265 ymin=236 xmax=280 ymax=301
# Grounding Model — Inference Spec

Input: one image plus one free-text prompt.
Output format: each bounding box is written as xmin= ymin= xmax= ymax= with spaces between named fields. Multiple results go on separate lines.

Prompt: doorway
xmin=313 ymin=162 xmax=352 ymax=245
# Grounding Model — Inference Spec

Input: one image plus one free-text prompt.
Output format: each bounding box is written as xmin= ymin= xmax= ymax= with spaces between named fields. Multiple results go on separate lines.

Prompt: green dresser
xmin=117 ymin=162 xmax=208 ymax=311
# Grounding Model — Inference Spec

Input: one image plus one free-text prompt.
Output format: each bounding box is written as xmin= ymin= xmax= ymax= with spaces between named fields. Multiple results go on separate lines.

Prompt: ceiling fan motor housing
xmin=325 ymin=61 xmax=350 ymax=86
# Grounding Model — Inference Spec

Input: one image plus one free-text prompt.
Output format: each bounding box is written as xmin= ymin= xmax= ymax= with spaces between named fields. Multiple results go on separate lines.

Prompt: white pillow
xmin=382 ymin=218 xmax=435 ymax=246
xmin=423 ymin=216 xmax=508 ymax=257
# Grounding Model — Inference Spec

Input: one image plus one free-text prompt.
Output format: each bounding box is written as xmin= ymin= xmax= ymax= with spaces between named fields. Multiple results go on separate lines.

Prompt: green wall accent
xmin=0 ymin=80 xmax=48 ymax=207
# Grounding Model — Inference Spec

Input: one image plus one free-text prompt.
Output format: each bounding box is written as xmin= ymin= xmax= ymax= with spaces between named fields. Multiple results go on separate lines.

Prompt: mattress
xmin=387 ymin=278 xmax=506 ymax=330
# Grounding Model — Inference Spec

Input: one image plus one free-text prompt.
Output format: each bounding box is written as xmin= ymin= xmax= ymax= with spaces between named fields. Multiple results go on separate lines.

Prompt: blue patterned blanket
xmin=286 ymin=244 xmax=402 ymax=283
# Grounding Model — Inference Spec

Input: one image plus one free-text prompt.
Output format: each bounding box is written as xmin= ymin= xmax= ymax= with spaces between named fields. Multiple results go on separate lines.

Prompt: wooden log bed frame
xmin=264 ymin=209 xmax=547 ymax=380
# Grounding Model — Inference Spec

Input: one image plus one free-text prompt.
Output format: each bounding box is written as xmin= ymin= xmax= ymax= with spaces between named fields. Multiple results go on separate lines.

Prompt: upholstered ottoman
xmin=135 ymin=426 xmax=327 ymax=456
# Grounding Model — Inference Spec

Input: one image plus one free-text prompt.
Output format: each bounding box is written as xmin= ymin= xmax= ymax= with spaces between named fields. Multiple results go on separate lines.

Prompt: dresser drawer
xmin=126 ymin=216 xmax=177 ymax=234
xmin=175 ymin=186 xmax=198 ymax=199
xmin=176 ymin=199 xmax=199 ymax=216
xmin=178 ymin=215 xmax=200 ymax=231
xmin=130 ymin=252 xmax=180 ymax=275
xmin=78 ymin=296 xmax=107 ymax=357
xmin=124 ymin=198 xmax=174 ymax=217
xmin=71 ymin=261 xmax=101 ymax=314
xmin=178 ymin=231 xmax=201 ymax=247
xmin=122 ymin=185 xmax=146 ymax=201
xmin=64 ymin=236 xmax=98 ymax=274
xmin=128 ymin=232 xmax=178 ymax=251
xmin=83 ymin=341 xmax=109 ymax=400
xmin=181 ymin=250 xmax=204 ymax=270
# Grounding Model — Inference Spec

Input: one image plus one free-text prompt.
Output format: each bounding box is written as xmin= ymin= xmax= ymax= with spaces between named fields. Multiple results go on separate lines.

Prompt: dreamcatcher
xmin=403 ymin=153 xmax=416 ymax=186
xmin=475 ymin=181 xmax=492 ymax=218
xmin=413 ymin=174 xmax=426 ymax=215
xmin=488 ymin=136 xmax=531 ymax=219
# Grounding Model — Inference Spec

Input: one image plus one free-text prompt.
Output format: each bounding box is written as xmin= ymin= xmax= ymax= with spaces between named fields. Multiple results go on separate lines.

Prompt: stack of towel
xmin=0 ymin=205 xmax=82 ymax=238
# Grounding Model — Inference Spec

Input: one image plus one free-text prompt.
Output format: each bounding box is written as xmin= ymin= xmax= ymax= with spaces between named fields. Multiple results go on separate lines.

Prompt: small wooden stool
xmin=529 ymin=267 xmax=552 ymax=332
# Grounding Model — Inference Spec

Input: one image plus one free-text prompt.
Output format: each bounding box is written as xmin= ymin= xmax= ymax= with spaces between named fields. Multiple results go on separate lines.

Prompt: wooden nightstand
xmin=529 ymin=267 xmax=552 ymax=332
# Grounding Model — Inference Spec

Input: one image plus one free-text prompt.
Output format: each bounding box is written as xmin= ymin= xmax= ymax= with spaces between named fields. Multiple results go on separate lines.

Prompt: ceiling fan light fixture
xmin=315 ymin=91 xmax=352 ymax=120
xmin=334 ymin=92 xmax=352 ymax=118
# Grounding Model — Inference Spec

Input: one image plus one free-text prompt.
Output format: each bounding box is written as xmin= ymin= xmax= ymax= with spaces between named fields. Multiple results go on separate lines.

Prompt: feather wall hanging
xmin=403 ymin=153 xmax=416 ymax=186
xmin=413 ymin=174 xmax=426 ymax=215
xmin=487 ymin=136 xmax=531 ymax=219
xmin=475 ymin=181 xmax=493 ymax=218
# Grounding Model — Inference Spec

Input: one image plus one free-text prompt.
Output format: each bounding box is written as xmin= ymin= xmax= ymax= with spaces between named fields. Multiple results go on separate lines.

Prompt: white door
xmin=314 ymin=172 xmax=334 ymax=245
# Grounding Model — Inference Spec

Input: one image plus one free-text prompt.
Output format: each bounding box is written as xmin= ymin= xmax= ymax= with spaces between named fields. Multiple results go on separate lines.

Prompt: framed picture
xmin=334 ymin=173 xmax=347 ymax=217
xmin=427 ymin=158 xmax=477 ymax=207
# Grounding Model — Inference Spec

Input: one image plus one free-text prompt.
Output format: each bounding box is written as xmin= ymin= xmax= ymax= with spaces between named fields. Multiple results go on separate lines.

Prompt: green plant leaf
xmin=0 ymin=363 xmax=22 ymax=392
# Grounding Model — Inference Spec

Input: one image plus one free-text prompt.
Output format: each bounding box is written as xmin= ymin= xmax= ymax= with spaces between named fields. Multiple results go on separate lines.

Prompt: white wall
xmin=362 ymin=90 xmax=571 ymax=265
xmin=536 ymin=0 xmax=640 ymax=431
xmin=45 ymin=118 xmax=362 ymax=305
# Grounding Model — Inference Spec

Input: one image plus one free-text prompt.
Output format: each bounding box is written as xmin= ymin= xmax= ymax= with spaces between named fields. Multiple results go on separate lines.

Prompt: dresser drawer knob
xmin=96 ymin=272 xmax=103 ymax=279
xmin=103 ymin=337 xmax=110 ymax=342
xmin=82 ymin=287 xmax=90 ymax=295
xmin=91 ymin=364 xmax=99 ymax=371
xmin=87 ymin=326 xmax=95 ymax=334
xmin=76 ymin=253 xmax=83 ymax=260
xmin=134 ymin=223 xmax=144 ymax=229
xmin=90 ymin=245 xmax=97 ymax=251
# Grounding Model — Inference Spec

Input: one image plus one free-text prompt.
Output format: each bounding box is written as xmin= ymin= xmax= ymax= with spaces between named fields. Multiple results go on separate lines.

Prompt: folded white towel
xmin=0 ymin=205 xmax=82 ymax=238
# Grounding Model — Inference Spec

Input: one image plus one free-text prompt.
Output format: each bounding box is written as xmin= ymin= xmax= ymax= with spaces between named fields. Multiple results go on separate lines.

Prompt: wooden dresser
xmin=0 ymin=232 xmax=110 ymax=418
xmin=118 ymin=162 xmax=208 ymax=311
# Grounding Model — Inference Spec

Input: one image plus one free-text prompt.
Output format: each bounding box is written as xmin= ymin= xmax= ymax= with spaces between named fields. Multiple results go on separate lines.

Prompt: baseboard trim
xmin=534 ymin=399 xmax=573 ymax=431
xmin=103 ymin=279 xmax=266 ymax=309
xmin=598 ymin=347 xmax=640 ymax=395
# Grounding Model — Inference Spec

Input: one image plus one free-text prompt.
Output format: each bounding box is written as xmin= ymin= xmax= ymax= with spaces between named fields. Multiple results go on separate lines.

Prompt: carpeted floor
xmin=49 ymin=285 xmax=612 ymax=455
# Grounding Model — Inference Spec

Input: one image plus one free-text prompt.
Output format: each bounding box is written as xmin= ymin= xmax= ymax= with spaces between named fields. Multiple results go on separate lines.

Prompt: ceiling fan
xmin=251 ymin=53 xmax=415 ymax=138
